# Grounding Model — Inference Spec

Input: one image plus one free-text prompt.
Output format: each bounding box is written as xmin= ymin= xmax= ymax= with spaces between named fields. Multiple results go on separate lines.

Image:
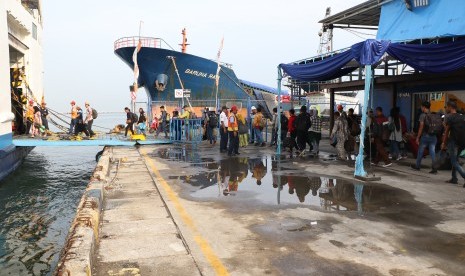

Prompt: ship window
xmin=32 ymin=23 xmax=37 ymax=40
xmin=414 ymin=0 xmax=429 ymax=7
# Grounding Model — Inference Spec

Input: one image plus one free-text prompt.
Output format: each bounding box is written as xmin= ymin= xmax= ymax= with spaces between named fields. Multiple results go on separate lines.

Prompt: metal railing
xmin=169 ymin=118 xmax=203 ymax=143
xmin=113 ymin=36 xmax=175 ymax=51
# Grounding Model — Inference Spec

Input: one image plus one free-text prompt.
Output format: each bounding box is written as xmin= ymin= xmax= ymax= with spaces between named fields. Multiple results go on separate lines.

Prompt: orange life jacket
xmin=228 ymin=114 xmax=238 ymax=131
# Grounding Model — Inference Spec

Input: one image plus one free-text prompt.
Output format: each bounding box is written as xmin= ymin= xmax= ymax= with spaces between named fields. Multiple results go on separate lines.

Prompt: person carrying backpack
xmin=441 ymin=100 xmax=465 ymax=187
xmin=206 ymin=110 xmax=218 ymax=145
xmin=294 ymin=105 xmax=311 ymax=153
xmin=124 ymin=107 xmax=135 ymax=137
xmin=411 ymin=101 xmax=438 ymax=173
xmin=156 ymin=106 xmax=169 ymax=138
xmin=253 ymin=107 xmax=265 ymax=147
xmin=84 ymin=101 xmax=96 ymax=137
xmin=309 ymin=108 xmax=322 ymax=154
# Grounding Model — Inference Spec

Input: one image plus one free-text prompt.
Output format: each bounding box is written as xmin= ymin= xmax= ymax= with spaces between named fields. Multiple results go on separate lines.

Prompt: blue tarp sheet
xmin=280 ymin=39 xmax=465 ymax=81
xmin=377 ymin=0 xmax=465 ymax=41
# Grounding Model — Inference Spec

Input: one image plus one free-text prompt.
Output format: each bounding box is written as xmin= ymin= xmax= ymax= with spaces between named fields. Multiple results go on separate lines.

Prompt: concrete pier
xmin=58 ymin=140 xmax=465 ymax=275
xmin=94 ymin=147 xmax=202 ymax=275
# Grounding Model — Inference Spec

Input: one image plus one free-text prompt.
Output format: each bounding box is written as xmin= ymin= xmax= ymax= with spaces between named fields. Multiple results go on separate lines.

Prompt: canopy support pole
xmin=355 ymin=65 xmax=380 ymax=181
xmin=329 ymin=88 xmax=335 ymax=136
xmin=276 ymin=67 xmax=283 ymax=155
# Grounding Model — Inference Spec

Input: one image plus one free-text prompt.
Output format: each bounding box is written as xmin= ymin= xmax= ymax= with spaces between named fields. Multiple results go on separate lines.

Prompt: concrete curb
xmin=54 ymin=147 xmax=111 ymax=276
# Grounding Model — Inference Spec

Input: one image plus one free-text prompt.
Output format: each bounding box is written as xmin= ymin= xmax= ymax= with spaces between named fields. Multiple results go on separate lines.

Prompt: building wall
xmin=372 ymin=86 xmax=393 ymax=117
xmin=6 ymin=0 xmax=44 ymax=102
xmin=0 ymin=0 xmax=13 ymax=141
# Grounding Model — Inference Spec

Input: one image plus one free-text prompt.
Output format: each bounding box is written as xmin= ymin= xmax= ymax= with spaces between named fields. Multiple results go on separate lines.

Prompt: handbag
xmin=330 ymin=136 xmax=337 ymax=147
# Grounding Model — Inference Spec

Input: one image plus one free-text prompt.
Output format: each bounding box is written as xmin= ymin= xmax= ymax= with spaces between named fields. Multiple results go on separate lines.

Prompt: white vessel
xmin=0 ymin=0 xmax=44 ymax=181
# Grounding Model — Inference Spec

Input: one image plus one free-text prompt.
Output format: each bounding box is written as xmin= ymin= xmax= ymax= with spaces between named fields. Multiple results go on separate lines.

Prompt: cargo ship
xmin=114 ymin=30 xmax=284 ymax=118
xmin=0 ymin=0 xmax=43 ymax=181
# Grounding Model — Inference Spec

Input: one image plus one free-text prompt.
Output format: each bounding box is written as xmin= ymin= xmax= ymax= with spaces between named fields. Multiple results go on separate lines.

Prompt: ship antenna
xmin=180 ymin=28 xmax=190 ymax=53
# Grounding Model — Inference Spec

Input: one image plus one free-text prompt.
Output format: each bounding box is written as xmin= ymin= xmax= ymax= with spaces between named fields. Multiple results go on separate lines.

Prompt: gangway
xmin=12 ymin=134 xmax=172 ymax=147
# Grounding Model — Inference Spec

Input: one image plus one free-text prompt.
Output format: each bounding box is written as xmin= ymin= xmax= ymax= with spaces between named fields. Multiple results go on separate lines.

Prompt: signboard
xmin=174 ymin=89 xmax=183 ymax=98
xmin=174 ymin=89 xmax=191 ymax=98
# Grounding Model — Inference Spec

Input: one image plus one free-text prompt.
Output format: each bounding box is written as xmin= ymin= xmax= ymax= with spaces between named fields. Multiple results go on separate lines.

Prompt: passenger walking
xmin=206 ymin=109 xmax=218 ymax=145
xmin=331 ymin=112 xmax=349 ymax=160
xmin=250 ymin=106 xmax=257 ymax=144
xmin=69 ymin=100 xmax=78 ymax=134
xmin=74 ymin=106 xmax=90 ymax=137
xmin=220 ymin=106 xmax=229 ymax=152
xmin=279 ymin=110 xmax=289 ymax=147
xmin=30 ymin=106 xmax=43 ymax=138
xmin=294 ymin=106 xmax=311 ymax=152
xmin=411 ymin=101 xmax=438 ymax=173
xmin=347 ymin=108 xmax=360 ymax=155
xmin=227 ymin=105 xmax=240 ymax=156
xmin=441 ymin=100 xmax=465 ymax=186
xmin=156 ymin=106 xmax=169 ymax=138
xmin=39 ymin=102 xmax=49 ymax=130
xmin=371 ymin=107 xmax=392 ymax=167
xmin=25 ymin=100 xmax=34 ymax=135
xmin=269 ymin=107 xmax=278 ymax=147
xmin=287 ymin=109 xmax=297 ymax=154
xmin=137 ymin=108 xmax=147 ymax=135
xmin=253 ymin=107 xmax=265 ymax=147
xmin=84 ymin=102 xmax=95 ymax=137
xmin=388 ymin=107 xmax=402 ymax=161
xmin=171 ymin=110 xmax=182 ymax=140
xmin=124 ymin=107 xmax=136 ymax=137
xmin=237 ymin=112 xmax=248 ymax=147
xmin=179 ymin=105 xmax=191 ymax=140
xmin=309 ymin=108 xmax=322 ymax=154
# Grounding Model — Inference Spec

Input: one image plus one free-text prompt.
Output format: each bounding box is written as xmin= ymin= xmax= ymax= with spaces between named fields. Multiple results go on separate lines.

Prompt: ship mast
xmin=318 ymin=7 xmax=333 ymax=55
xmin=180 ymin=28 xmax=189 ymax=53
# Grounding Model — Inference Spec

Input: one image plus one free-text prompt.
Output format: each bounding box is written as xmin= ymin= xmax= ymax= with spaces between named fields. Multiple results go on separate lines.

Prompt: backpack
xmin=164 ymin=112 xmax=170 ymax=122
xmin=259 ymin=117 xmax=266 ymax=129
xmin=91 ymin=108 xmax=98 ymax=119
xmin=450 ymin=114 xmax=465 ymax=148
xmin=280 ymin=114 xmax=288 ymax=131
xmin=425 ymin=113 xmax=443 ymax=135
xmin=295 ymin=114 xmax=311 ymax=131
xmin=349 ymin=117 xmax=361 ymax=136
xmin=131 ymin=112 xmax=138 ymax=123
xmin=208 ymin=113 xmax=218 ymax=127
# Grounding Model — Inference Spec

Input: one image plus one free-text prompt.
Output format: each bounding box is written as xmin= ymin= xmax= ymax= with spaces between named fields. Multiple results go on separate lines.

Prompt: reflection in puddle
xmin=171 ymin=155 xmax=417 ymax=216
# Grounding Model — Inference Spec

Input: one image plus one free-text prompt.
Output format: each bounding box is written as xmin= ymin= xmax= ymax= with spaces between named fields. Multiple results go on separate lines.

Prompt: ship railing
xmin=114 ymin=36 xmax=175 ymax=51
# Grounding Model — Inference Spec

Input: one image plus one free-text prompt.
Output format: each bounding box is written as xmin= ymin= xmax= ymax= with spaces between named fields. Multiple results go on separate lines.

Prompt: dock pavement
xmin=59 ymin=137 xmax=465 ymax=275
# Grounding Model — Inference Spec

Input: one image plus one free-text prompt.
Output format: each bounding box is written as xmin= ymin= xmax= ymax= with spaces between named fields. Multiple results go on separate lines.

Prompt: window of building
xmin=32 ymin=23 xmax=37 ymax=40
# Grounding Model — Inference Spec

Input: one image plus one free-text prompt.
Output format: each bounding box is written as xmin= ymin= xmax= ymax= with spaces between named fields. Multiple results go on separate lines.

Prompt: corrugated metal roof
xmin=319 ymin=0 xmax=389 ymax=28
xmin=240 ymin=79 xmax=289 ymax=95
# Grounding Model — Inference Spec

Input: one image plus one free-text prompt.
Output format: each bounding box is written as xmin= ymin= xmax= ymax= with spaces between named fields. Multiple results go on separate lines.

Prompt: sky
xmin=42 ymin=0 xmax=372 ymax=112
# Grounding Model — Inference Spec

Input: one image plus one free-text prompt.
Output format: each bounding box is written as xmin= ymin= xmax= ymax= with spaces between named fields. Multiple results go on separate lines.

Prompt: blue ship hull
xmin=115 ymin=46 xmax=251 ymax=103
xmin=0 ymin=133 xmax=33 ymax=182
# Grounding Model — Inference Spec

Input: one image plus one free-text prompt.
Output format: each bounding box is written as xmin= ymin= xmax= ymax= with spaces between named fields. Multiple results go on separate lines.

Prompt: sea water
xmin=0 ymin=112 xmax=125 ymax=275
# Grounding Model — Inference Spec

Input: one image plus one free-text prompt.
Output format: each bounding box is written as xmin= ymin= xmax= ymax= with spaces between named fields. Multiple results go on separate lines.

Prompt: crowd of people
xmin=68 ymin=100 xmax=97 ymax=138
xmin=120 ymin=100 xmax=465 ymax=188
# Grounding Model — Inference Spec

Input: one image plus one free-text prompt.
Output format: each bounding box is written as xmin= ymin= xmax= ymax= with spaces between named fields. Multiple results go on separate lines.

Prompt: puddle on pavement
xmin=156 ymin=146 xmax=442 ymax=226
xmin=154 ymin=146 xmax=214 ymax=165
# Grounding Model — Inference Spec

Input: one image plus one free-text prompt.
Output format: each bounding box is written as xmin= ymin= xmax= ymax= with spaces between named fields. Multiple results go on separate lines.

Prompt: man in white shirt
xmin=220 ymin=106 xmax=229 ymax=152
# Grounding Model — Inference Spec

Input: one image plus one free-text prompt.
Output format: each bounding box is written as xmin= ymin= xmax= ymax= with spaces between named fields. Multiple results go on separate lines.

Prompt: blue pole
xmin=276 ymin=67 xmax=282 ymax=155
xmin=354 ymin=65 xmax=372 ymax=177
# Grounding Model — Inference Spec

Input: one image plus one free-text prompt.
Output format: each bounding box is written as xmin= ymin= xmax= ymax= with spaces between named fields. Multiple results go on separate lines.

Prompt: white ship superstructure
xmin=0 ymin=0 xmax=43 ymax=181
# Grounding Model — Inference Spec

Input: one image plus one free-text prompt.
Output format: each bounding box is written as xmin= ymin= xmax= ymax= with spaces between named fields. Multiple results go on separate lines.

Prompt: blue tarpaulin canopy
xmin=377 ymin=0 xmax=465 ymax=41
xmin=280 ymin=39 xmax=465 ymax=81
